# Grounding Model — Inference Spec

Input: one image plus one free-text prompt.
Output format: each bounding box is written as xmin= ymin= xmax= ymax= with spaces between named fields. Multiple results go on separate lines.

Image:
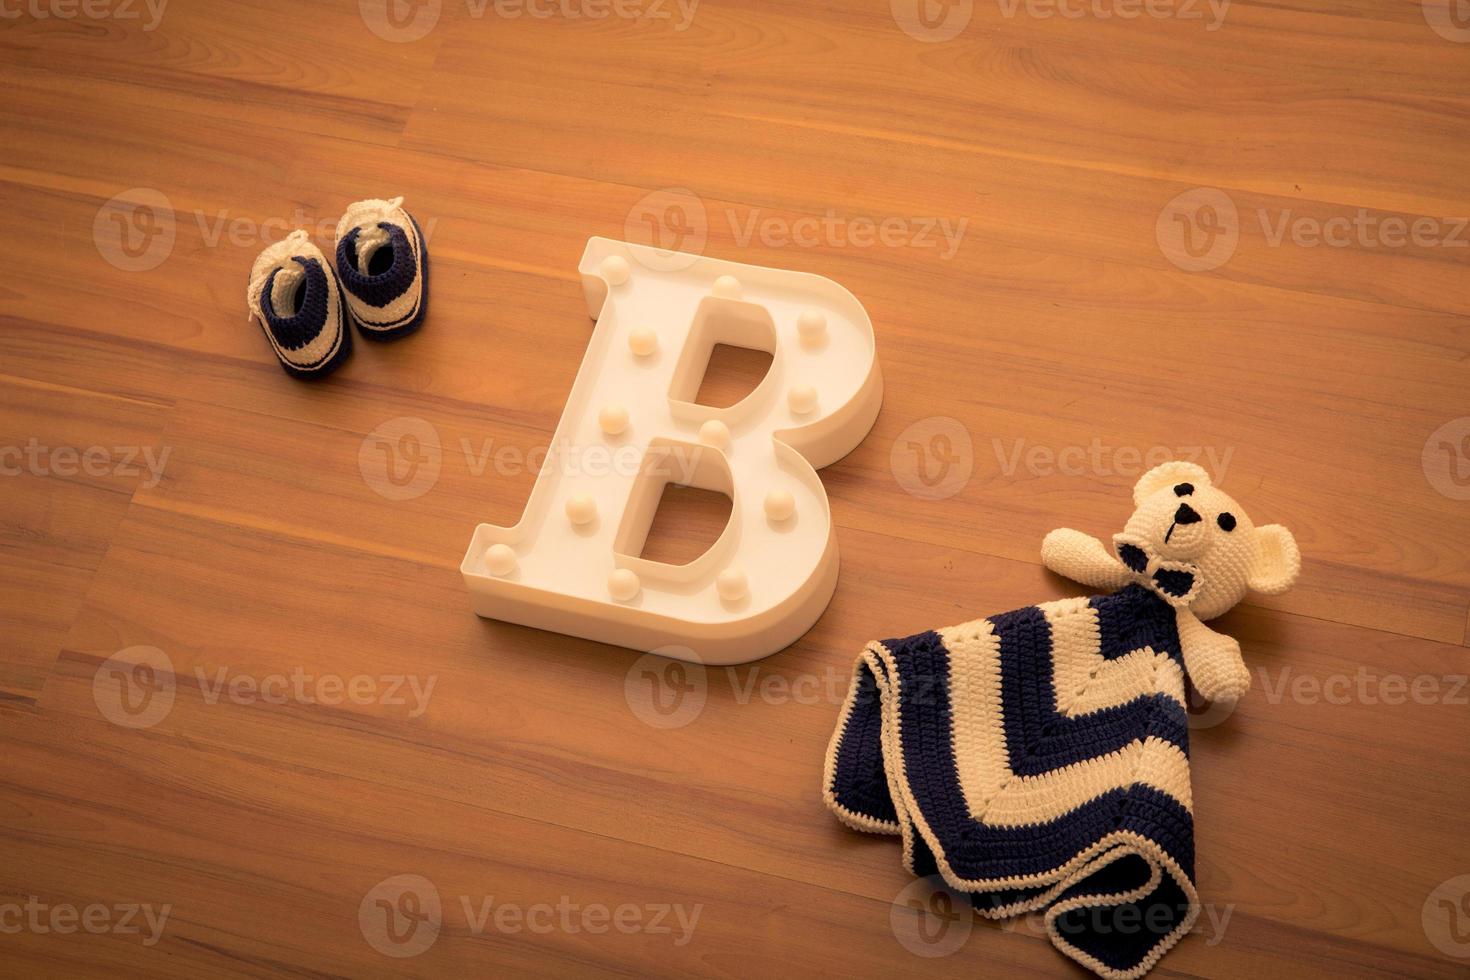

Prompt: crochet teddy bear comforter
xmin=822 ymin=461 xmax=1300 ymax=978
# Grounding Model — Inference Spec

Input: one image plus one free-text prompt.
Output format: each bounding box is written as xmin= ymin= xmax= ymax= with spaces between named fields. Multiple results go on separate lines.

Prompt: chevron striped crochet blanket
xmin=824 ymin=583 xmax=1197 ymax=979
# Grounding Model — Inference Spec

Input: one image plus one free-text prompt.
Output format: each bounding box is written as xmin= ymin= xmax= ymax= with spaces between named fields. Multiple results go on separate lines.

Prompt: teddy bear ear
xmin=1247 ymin=524 xmax=1301 ymax=594
xmin=1132 ymin=460 xmax=1212 ymax=506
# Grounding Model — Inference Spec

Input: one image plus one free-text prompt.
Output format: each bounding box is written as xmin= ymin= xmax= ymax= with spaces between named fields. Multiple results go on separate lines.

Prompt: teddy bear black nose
xmin=1173 ymin=483 xmax=1194 ymax=496
xmin=1174 ymin=503 xmax=1202 ymax=525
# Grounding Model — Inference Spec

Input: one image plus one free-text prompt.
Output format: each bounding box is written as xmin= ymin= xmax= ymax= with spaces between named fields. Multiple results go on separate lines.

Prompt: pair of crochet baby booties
xmin=245 ymin=197 xmax=428 ymax=379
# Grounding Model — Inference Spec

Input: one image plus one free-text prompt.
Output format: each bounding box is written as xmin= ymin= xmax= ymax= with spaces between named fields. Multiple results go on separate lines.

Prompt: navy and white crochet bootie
xmin=245 ymin=229 xmax=353 ymax=379
xmin=334 ymin=196 xmax=429 ymax=340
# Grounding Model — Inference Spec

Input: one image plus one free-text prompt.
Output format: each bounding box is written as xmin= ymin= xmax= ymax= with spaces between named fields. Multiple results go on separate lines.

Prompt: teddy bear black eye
xmin=1217 ymin=513 xmax=1236 ymax=532
xmin=1173 ymin=483 xmax=1194 ymax=496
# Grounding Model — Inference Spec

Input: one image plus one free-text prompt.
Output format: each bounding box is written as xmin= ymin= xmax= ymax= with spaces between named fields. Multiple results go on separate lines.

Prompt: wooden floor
xmin=3 ymin=0 xmax=1469 ymax=975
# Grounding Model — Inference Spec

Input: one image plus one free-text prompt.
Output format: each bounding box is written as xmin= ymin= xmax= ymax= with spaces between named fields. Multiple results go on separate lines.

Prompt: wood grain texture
xmin=2 ymin=0 xmax=1468 ymax=976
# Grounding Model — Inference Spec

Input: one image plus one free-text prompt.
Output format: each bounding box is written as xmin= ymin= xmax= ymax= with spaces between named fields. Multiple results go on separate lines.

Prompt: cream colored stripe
xmin=938 ymin=619 xmax=1007 ymax=818
xmin=1138 ymin=735 xmax=1193 ymax=810
xmin=983 ymin=736 xmax=1192 ymax=826
xmin=1070 ymin=649 xmax=1187 ymax=715
xmin=1041 ymin=597 xmax=1188 ymax=716
xmin=1041 ymin=596 xmax=1102 ymax=715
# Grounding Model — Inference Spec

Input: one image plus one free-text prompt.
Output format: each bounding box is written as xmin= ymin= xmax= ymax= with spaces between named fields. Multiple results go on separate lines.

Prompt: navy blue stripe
xmin=1052 ymin=850 xmax=1192 ymax=972
xmin=1092 ymin=584 xmax=1182 ymax=662
xmin=828 ymin=663 xmax=899 ymax=827
xmin=261 ymin=256 xmax=331 ymax=352
xmin=273 ymin=265 xmax=352 ymax=379
xmin=337 ymin=222 xmax=416 ymax=307
xmin=349 ymin=215 xmax=429 ymax=339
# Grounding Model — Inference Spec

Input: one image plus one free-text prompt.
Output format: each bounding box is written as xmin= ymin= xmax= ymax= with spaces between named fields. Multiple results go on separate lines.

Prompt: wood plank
xmin=0 ymin=375 xmax=171 ymax=703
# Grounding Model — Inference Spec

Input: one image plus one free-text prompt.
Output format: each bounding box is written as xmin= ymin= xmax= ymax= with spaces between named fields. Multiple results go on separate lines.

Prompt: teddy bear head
xmin=1113 ymin=460 xmax=1300 ymax=619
